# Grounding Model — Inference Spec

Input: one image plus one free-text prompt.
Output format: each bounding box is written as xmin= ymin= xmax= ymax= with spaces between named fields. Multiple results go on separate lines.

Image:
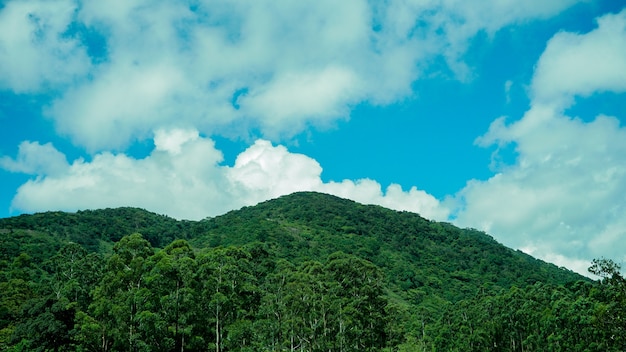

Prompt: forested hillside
xmin=0 ymin=192 xmax=624 ymax=351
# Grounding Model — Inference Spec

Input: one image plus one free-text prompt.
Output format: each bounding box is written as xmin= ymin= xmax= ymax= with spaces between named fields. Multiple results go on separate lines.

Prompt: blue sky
xmin=1 ymin=0 xmax=626 ymax=275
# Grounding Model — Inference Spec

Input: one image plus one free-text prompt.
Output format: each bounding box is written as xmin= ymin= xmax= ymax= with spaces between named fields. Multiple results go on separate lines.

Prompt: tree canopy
xmin=0 ymin=192 xmax=622 ymax=351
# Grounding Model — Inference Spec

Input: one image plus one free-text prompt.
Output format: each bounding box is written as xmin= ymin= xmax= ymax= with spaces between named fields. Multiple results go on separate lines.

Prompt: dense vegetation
xmin=0 ymin=192 xmax=624 ymax=351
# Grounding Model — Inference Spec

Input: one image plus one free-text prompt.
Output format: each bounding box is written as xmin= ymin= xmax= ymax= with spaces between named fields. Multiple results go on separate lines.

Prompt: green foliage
xmin=1 ymin=191 xmax=622 ymax=351
xmin=0 ymin=207 xmax=199 ymax=251
xmin=429 ymin=280 xmax=624 ymax=351
xmin=587 ymin=258 xmax=626 ymax=350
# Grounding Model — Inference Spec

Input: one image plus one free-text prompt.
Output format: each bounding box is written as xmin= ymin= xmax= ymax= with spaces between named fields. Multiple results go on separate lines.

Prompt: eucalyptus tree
xmin=144 ymin=239 xmax=199 ymax=351
xmin=196 ymin=246 xmax=259 ymax=352
xmin=89 ymin=233 xmax=154 ymax=351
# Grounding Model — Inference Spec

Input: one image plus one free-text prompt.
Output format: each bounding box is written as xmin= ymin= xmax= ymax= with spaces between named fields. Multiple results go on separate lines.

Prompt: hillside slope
xmin=191 ymin=192 xmax=583 ymax=299
xmin=4 ymin=192 xmax=618 ymax=351
xmin=0 ymin=192 xmax=583 ymax=299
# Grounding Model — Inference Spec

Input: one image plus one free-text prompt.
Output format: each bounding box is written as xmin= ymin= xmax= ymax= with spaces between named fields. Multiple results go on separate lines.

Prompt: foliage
xmin=0 ymin=191 xmax=622 ymax=350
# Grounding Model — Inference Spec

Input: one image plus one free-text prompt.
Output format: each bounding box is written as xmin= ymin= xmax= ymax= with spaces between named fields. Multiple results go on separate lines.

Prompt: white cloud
xmin=323 ymin=181 xmax=450 ymax=220
xmin=519 ymin=244 xmax=597 ymax=277
xmin=227 ymin=140 xmax=324 ymax=202
xmin=1 ymin=0 xmax=580 ymax=150
xmin=4 ymin=131 xmax=449 ymax=221
xmin=7 ymin=131 xmax=229 ymax=220
xmin=453 ymin=9 xmax=626 ymax=272
xmin=0 ymin=0 xmax=90 ymax=92
xmin=154 ymin=128 xmax=199 ymax=155
xmin=47 ymin=61 xmax=190 ymax=151
xmin=440 ymin=0 xmax=580 ymax=34
xmin=239 ymin=66 xmax=361 ymax=137
xmin=531 ymin=9 xmax=626 ymax=107
xmin=228 ymin=140 xmax=451 ymax=220
xmin=0 ymin=141 xmax=69 ymax=176
xmin=376 ymin=0 xmax=579 ymax=80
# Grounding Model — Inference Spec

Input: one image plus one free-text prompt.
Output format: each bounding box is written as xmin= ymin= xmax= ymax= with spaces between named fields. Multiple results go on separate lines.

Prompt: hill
xmin=1 ymin=192 xmax=624 ymax=351
xmin=0 ymin=192 xmax=581 ymax=298
xmin=191 ymin=192 xmax=582 ymax=296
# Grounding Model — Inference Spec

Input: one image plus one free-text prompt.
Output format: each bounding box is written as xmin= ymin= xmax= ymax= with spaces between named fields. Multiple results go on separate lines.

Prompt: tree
xmin=255 ymin=259 xmax=294 ymax=351
xmin=589 ymin=258 xmax=626 ymax=350
xmin=196 ymin=247 xmax=259 ymax=352
xmin=49 ymin=243 xmax=103 ymax=310
xmin=144 ymin=239 xmax=199 ymax=351
xmin=89 ymin=233 xmax=154 ymax=351
xmin=0 ymin=253 xmax=40 ymax=350
xmin=11 ymin=295 xmax=77 ymax=352
xmin=325 ymin=252 xmax=389 ymax=351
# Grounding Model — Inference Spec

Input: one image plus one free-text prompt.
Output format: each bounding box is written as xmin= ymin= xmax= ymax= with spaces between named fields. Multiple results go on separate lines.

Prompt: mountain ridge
xmin=0 ymin=191 xmax=584 ymax=293
xmin=5 ymin=191 xmax=622 ymax=351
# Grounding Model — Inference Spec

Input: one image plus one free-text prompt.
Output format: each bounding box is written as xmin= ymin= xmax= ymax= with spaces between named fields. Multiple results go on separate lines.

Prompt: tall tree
xmin=89 ymin=233 xmax=154 ymax=351
xmin=589 ymin=258 xmax=626 ymax=350
xmin=255 ymin=259 xmax=294 ymax=351
xmin=49 ymin=242 xmax=103 ymax=310
xmin=144 ymin=239 xmax=198 ymax=351
xmin=325 ymin=252 xmax=388 ymax=351
xmin=196 ymin=247 xmax=258 ymax=352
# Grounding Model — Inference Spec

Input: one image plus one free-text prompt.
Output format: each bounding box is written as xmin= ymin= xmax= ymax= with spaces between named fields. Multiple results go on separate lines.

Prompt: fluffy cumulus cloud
xmin=453 ymin=9 xmax=626 ymax=273
xmin=3 ymin=130 xmax=449 ymax=221
xmin=7 ymin=130 xmax=229 ymax=220
xmin=0 ymin=0 xmax=91 ymax=92
xmin=0 ymin=141 xmax=69 ymax=176
xmin=0 ymin=0 xmax=578 ymax=151
xmin=531 ymin=9 xmax=626 ymax=107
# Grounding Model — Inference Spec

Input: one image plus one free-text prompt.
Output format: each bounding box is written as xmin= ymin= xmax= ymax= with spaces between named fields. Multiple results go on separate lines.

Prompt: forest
xmin=0 ymin=191 xmax=624 ymax=351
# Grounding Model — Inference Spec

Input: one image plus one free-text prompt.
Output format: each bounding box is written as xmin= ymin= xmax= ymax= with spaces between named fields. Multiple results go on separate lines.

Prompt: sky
xmin=1 ymin=0 xmax=625 ymax=275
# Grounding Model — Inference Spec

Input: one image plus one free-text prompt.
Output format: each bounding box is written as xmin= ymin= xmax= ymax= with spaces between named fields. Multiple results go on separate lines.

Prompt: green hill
xmin=0 ymin=192 xmax=624 ymax=351
xmin=190 ymin=192 xmax=582 ymax=296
